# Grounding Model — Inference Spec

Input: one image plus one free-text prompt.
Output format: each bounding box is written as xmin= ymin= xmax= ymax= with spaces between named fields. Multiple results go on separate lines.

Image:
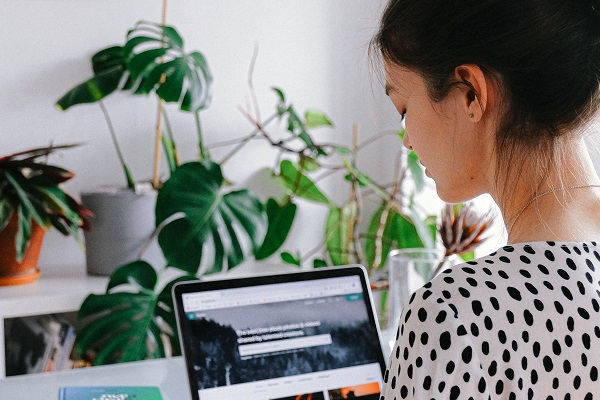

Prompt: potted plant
xmin=55 ymin=20 xmax=213 ymax=275
xmin=0 ymin=144 xmax=91 ymax=285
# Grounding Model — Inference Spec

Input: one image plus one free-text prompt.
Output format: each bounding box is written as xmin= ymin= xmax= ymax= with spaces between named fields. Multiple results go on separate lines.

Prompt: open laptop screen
xmin=173 ymin=265 xmax=386 ymax=400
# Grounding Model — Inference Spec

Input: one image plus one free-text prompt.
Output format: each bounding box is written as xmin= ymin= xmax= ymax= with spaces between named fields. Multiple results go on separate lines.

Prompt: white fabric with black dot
xmin=381 ymin=242 xmax=600 ymax=400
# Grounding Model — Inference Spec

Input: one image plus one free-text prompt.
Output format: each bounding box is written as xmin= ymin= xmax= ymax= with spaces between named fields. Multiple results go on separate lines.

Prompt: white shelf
xmin=0 ymin=265 xmax=108 ymax=378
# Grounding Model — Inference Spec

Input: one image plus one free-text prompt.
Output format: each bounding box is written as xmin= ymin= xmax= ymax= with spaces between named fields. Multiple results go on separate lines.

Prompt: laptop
xmin=172 ymin=265 xmax=388 ymax=400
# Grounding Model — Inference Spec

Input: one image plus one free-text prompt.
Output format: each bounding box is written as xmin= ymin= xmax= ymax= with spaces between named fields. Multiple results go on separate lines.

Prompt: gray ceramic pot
xmin=81 ymin=186 xmax=164 ymax=276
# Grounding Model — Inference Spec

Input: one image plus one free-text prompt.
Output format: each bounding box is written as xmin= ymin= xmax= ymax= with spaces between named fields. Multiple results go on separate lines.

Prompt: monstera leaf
xmin=156 ymin=161 xmax=267 ymax=275
xmin=75 ymin=261 xmax=197 ymax=365
xmin=123 ymin=21 xmax=213 ymax=112
xmin=56 ymin=21 xmax=212 ymax=113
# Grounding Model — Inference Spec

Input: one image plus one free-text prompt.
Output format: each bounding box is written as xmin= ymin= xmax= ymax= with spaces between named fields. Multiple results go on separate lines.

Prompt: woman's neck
xmin=495 ymin=139 xmax=600 ymax=244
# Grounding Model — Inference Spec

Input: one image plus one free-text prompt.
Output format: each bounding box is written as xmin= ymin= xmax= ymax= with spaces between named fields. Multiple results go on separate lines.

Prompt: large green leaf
xmin=76 ymin=266 xmax=197 ymax=365
xmin=409 ymin=203 xmax=435 ymax=248
xmin=55 ymin=66 xmax=125 ymax=110
xmin=278 ymin=160 xmax=333 ymax=205
xmin=76 ymin=291 xmax=160 ymax=364
xmin=407 ymin=151 xmax=425 ymax=193
xmin=123 ymin=21 xmax=213 ymax=112
xmin=91 ymin=46 xmax=126 ymax=75
xmin=325 ymin=203 xmax=357 ymax=266
xmin=107 ymin=260 xmax=157 ymax=292
xmin=156 ymin=161 xmax=267 ymax=274
xmin=155 ymin=275 xmax=199 ymax=356
xmin=364 ymin=205 xmax=398 ymax=270
xmin=255 ymin=198 xmax=297 ymax=260
xmin=56 ymin=21 xmax=212 ymax=113
xmin=364 ymin=205 xmax=429 ymax=270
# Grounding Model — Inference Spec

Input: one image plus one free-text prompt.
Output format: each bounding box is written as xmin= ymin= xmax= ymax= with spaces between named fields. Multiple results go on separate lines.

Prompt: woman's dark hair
xmin=373 ymin=0 xmax=600 ymax=198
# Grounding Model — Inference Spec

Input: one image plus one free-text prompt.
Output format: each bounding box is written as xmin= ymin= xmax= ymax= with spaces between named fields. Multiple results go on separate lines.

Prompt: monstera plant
xmin=56 ymin=20 xmax=213 ymax=189
xmin=67 ymin=21 xmax=265 ymax=365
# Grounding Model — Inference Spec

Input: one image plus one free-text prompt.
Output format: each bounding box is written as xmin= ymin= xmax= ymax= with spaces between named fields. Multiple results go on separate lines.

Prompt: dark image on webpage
xmin=185 ymin=294 xmax=381 ymax=390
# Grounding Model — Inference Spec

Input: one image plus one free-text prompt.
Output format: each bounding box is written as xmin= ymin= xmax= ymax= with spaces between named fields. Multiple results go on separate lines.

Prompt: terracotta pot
xmin=0 ymin=215 xmax=44 ymax=286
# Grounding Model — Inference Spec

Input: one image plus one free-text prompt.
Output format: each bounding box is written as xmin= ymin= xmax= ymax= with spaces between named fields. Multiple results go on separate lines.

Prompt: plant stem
xmin=218 ymin=112 xmax=279 ymax=164
xmin=162 ymin=109 xmax=180 ymax=167
xmin=195 ymin=111 xmax=209 ymax=160
xmin=152 ymin=0 xmax=169 ymax=189
xmin=430 ymin=255 xmax=449 ymax=279
xmin=99 ymin=101 xmax=135 ymax=190
xmin=153 ymin=99 xmax=164 ymax=190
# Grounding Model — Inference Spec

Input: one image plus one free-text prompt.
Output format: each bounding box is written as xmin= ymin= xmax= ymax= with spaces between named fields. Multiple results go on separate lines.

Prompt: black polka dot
xmin=478 ymin=377 xmax=486 ymax=393
xmin=507 ymin=286 xmax=522 ymax=301
xmin=578 ymin=307 xmax=590 ymax=320
xmin=472 ymin=300 xmax=483 ymax=316
xmin=564 ymin=360 xmax=572 ymax=373
xmin=552 ymin=340 xmax=562 ymax=355
xmin=526 ymin=282 xmax=539 ymax=295
xmin=557 ymin=269 xmax=570 ymax=280
xmin=482 ymin=341 xmax=490 ymax=355
xmin=520 ymin=269 xmax=532 ymax=278
xmin=423 ymin=375 xmax=432 ymax=390
xmin=440 ymin=331 xmax=451 ymax=350
xmin=538 ymin=263 xmax=550 ymax=274
xmin=561 ymin=286 xmax=574 ymax=301
xmin=524 ymin=310 xmax=534 ymax=326
xmin=488 ymin=361 xmax=497 ymax=376
xmin=544 ymin=355 xmax=554 ymax=372
xmin=436 ymin=310 xmax=447 ymax=323
xmin=506 ymin=310 xmax=515 ymax=324
xmin=462 ymin=346 xmax=473 ymax=363
xmin=484 ymin=316 xmax=494 ymax=330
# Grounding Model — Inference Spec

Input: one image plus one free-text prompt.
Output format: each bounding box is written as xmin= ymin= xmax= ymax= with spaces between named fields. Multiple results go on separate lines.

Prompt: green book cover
xmin=58 ymin=386 xmax=163 ymax=400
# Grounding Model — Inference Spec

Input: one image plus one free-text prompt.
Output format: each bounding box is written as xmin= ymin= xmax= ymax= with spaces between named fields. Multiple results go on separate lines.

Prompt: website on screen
xmin=181 ymin=276 xmax=383 ymax=400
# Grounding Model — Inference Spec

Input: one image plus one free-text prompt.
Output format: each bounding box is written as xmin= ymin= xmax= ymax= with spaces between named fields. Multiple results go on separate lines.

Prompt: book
xmin=58 ymin=386 xmax=163 ymax=400
xmin=4 ymin=316 xmax=55 ymax=376
xmin=39 ymin=314 xmax=77 ymax=372
xmin=5 ymin=314 xmax=77 ymax=376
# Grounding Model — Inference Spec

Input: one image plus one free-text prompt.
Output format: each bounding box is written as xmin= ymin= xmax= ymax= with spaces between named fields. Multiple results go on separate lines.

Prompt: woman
xmin=374 ymin=1 xmax=600 ymax=399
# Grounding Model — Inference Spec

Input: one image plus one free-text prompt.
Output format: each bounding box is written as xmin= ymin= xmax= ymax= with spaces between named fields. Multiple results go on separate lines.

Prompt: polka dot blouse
xmin=381 ymin=242 xmax=600 ymax=399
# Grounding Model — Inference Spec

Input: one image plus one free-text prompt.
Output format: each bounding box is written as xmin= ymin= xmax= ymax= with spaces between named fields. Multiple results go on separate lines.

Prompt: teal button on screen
xmin=346 ymin=293 xmax=363 ymax=301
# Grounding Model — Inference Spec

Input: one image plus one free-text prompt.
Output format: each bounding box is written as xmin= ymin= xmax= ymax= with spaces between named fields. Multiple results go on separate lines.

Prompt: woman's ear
xmin=454 ymin=64 xmax=489 ymax=122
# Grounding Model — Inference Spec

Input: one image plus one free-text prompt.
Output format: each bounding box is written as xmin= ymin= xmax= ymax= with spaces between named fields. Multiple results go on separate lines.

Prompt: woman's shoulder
xmin=407 ymin=240 xmax=600 ymax=318
xmin=440 ymin=240 xmax=600 ymax=280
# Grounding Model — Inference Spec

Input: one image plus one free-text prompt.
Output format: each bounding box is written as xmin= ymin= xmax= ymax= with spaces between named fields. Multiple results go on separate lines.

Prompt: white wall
xmin=1 ymin=0 xmax=403 ymax=273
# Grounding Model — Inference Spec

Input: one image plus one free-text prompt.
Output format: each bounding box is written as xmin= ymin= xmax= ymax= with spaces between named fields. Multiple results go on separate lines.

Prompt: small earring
xmin=469 ymin=112 xmax=474 ymax=118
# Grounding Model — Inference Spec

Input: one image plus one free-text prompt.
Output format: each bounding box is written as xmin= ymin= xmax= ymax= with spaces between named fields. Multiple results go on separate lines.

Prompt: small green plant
xmin=0 ymin=144 xmax=91 ymax=260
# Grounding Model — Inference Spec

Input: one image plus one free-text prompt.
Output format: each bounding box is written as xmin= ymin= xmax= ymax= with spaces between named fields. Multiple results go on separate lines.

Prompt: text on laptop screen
xmin=180 ymin=275 xmax=384 ymax=400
